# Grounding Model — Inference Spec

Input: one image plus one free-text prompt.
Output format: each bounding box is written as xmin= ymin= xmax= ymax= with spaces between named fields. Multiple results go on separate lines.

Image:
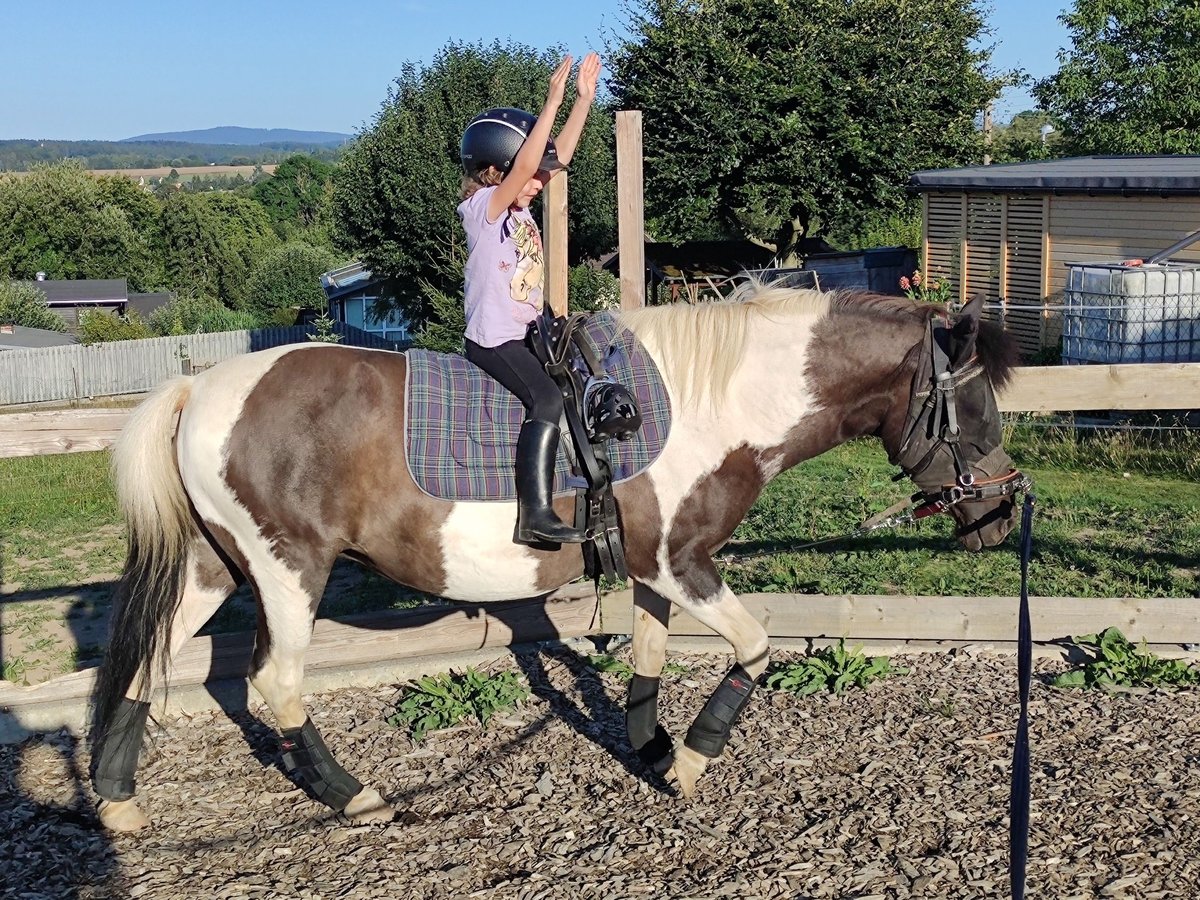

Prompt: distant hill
xmin=121 ymin=126 xmax=351 ymax=146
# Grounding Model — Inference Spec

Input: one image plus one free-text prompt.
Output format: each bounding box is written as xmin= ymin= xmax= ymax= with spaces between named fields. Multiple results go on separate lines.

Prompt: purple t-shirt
xmin=457 ymin=186 xmax=544 ymax=347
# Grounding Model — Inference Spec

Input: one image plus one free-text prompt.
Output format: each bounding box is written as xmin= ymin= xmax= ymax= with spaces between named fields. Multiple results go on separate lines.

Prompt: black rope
xmin=1010 ymin=491 xmax=1036 ymax=900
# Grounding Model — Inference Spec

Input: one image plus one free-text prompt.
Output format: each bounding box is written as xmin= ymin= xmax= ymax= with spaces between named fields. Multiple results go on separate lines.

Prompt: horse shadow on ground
xmin=0 ymin=728 xmax=124 ymax=896
xmin=198 ymin=595 xmax=670 ymax=817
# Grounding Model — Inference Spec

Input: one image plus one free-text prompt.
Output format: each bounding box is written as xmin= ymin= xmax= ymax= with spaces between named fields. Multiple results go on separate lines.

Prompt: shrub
xmin=77 ymin=309 xmax=153 ymax=344
xmin=244 ymin=241 xmax=341 ymax=324
xmin=568 ymin=264 xmax=621 ymax=312
xmin=148 ymin=294 xmax=258 ymax=336
xmin=0 ymin=282 xmax=65 ymax=331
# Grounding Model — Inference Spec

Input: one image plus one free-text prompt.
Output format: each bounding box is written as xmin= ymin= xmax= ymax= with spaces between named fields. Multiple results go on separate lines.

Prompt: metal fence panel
xmin=0 ymin=325 xmax=398 ymax=405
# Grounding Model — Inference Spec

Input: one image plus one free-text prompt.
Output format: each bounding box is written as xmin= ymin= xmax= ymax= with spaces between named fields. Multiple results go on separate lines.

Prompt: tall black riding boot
xmin=515 ymin=419 xmax=587 ymax=545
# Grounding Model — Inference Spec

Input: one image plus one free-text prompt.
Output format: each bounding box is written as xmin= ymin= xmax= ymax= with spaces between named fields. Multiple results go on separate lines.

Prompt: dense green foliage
xmin=147 ymin=294 xmax=259 ymax=335
xmin=0 ymin=163 xmax=162 ymax=291
xmin=77 ymin=309 xmax=153 ymax=344
xmin=607 ymin=0 xmax=1008 ymax=258
xmin=244 ymin=242 xmax=342 ymax=323
xmin=159 ymin=192 xmax=279 ymax=308
xmin=334 ymin=40 xmax=616 ymax=325
xmin=1034 ymin=0 xmax=1200 ymax=154
xmin=988 ymin=110 xmax=1066 ymax=163
xmin=0 ymin=281 xmax=65 ymax=331
xmin=250 ymin=154 xmax=338 ymax=242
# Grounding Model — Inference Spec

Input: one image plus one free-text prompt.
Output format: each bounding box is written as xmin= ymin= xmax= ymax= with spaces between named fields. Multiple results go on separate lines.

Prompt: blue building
xmin=320 ymin=262 xmax=411 ymax=346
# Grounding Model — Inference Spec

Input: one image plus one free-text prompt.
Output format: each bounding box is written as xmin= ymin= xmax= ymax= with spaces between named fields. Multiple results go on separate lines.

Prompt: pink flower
xmin=899 ymin=276 xmax=911 ymax=291
xmin=912 ymin=271 xmax=922 ymax=287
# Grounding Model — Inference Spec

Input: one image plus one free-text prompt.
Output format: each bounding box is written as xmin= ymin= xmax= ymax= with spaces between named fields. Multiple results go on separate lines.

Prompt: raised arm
xmin=487 ymin=57 xmax=572 ymax=221
xmin=551 ymin=52 xmax=601 ymax=168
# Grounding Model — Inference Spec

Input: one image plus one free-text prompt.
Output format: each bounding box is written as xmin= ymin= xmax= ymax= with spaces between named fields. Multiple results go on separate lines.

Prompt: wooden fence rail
xmin=3 ymin=362 xmax=1198 ymax=458
xmin=3 ymin=589 xmax=1198 ymax=717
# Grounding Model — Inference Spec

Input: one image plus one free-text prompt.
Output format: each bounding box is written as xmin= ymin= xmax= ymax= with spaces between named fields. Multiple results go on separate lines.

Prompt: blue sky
xmin=1 ymin=0 xmax=1070 ymax=141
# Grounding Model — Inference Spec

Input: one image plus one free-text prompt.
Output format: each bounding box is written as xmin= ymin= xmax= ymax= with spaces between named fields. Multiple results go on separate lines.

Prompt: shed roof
xmin=0 ymin=324 xmax=80 ymax=350
xmin=909 ymin=155 xmax=1200 ymax=196
xmin=16 ymin=278 xmax=129 ymax=304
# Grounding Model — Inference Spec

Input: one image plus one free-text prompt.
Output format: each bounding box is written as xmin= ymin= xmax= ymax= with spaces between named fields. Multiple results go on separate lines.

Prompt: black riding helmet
xmin=460 ymin=107 xmax=564 ymax=176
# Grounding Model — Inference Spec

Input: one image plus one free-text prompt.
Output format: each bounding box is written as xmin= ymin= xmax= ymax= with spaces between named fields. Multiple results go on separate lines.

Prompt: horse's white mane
xmin=618 ymin=280 xmax=832 ymax=409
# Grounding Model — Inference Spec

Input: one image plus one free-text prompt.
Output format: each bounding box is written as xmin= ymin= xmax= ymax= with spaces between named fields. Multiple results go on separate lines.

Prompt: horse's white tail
xmin=111 ymin=376 xmax=194 ymax=566
xmin=92 ymin=376 xmax=195 ymax=753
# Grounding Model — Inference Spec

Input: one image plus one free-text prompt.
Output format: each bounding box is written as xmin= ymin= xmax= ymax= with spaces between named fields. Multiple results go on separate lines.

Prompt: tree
xmin=0 ymin=281 xmax=65 ymax=331
xmin=1033 ymin=0 xmax=1200 ymax=154
xmin=244 ymin=242 xmax=342 ymax=324
xmin=607 ymin=0 xmax=1008 ymax=260
xmin=0 ymin=162 xmax=162 ymax=291
xmin=988 ymin=110 xmax=1065 ymax=163
xmin=160 ymin=192 xmax=278 ymax=309
xmin=250 ymin=154 xmax=338 ymax=243
xmin=333 ymin=40 xmax=616 ymax=325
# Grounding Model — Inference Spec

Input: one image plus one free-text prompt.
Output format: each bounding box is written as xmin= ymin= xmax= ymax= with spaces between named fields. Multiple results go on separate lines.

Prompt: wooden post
xmin=616 ymin=110 xmax=646 ymax=310
xmin=542 ymin=172 xmax=569 ymax=317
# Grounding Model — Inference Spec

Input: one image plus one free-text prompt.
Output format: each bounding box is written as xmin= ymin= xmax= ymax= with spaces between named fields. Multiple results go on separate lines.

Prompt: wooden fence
xmin=2 ymin=362 xmax=1196 ymax=725
xmin=3 ymin=362 xmax=1198 ymax=458
xmin=0 ymin=323 xmax=397 ymax=406
xmin=3 ymin=587 xmax=1198 ymax=717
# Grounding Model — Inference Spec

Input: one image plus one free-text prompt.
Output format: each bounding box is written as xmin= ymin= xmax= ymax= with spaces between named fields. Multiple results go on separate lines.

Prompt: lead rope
xmin=1010 ymin=490 xmax=1036 ymax=899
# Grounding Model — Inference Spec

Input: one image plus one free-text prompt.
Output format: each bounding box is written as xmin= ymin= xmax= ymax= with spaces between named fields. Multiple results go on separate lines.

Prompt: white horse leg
xmin=247 ymin=560 xmax=394 ymax=825
xmin=98 ymin=539 xmax=238 ymax=832
xmin=660 ymin=584 xmax=769 ymax=798
xmin=626 ymin=582 xmax=675 ymax=773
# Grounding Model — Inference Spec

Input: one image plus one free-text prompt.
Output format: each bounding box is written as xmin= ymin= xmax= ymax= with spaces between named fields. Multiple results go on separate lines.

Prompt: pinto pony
xmin=90 ymin=285 xmax=1021 ymax=830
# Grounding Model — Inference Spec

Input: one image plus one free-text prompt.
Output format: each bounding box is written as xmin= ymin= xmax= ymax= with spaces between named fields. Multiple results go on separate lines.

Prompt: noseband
xmin=892 ymin=315 xmax=1030 ymax=522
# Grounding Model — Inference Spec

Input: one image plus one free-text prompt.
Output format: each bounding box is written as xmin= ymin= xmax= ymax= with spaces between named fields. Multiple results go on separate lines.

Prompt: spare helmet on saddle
xmin=459 ymin=109 xmax=643 ymax=579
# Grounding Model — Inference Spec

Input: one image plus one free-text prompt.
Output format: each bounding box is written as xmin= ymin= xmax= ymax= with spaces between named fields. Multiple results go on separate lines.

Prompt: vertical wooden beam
xmin=921 ymin=193 xmax=930 ymax=273
xmin=959 ymin=193 xmax=969 ymax=306
xmin=1041 ymin=194 xmax=1053 ymax=347
xmin=542 ymin=172 xmax=569 ymax=317
xmin=616 ymin=110 xmax=646 ymax=310
xmin=998 ymin=194 xmax=1009 ymax=300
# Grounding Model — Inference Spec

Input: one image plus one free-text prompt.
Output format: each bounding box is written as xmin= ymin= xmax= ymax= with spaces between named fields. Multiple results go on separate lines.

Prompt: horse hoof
xmin=98 ymin=798 xmax=150 ymax=832
xmin=666 ymin=745 xmax=710 ymax=799
xmin=342 ymin=787 xmax=395 ymax=825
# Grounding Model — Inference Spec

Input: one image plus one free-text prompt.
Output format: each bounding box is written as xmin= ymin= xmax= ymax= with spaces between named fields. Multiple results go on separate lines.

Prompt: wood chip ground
xmin=2 ymin=647 xmax=1197 ymax=899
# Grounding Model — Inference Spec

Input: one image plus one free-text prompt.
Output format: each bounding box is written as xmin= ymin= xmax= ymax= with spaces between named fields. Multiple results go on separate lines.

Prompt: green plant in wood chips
xmin=1051 ymin=627 xmax=1200 ymax=690
xmin=387 ymin=668 xmax=529 ymax=740
xmin=766 ymin=639 xmax=908 ymax=696
xmin=587 ymin=654 xmax=635 ymax=680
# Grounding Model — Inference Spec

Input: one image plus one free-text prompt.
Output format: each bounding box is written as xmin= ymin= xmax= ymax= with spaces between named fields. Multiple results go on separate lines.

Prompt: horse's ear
xmin=949 ymin=294 xmax=985 ymax=363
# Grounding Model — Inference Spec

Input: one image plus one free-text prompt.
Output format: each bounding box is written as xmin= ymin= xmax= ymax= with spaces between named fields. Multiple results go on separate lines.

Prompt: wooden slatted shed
xmin=909 ymin=156 xmax=1200 ymax=354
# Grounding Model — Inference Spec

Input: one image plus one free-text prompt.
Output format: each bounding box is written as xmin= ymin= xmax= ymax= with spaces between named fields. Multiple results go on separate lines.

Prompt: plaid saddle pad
xmin=404 ymin=312 xmax=671 ymax=502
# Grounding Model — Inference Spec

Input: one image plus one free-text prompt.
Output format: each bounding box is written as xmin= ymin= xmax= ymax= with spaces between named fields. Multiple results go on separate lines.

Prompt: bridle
xmin=888 ymin=313 xmax=1031 ymax=524
xmin=717 ymin=311 xmax=1033 ymax=560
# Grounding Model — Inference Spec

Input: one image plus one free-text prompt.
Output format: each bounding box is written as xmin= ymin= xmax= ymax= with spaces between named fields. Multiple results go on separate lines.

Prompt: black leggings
xmin=465 ymin=337 xmax=564 ymax=424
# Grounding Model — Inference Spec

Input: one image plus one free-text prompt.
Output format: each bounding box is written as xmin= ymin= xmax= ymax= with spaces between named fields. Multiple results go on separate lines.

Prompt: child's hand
xmin=576 ymin=52 xmax=601 ymax=103
xmin=546 ymin=56 xmax=572 ymax=108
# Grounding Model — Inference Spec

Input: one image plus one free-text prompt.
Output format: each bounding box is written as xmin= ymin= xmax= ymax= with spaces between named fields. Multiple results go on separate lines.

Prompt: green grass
xmin=0 ymin=451 xmax=120 ymax=532
xmin=721 ymin=438 xmax=1200 ymax=599
xmin=3 ymin=430 xmax=1197 ymax=609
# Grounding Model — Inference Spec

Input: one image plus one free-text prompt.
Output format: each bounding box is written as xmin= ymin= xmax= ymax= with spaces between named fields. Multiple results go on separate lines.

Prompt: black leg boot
xmin=515 ymin=418 xmax=587 ymax=545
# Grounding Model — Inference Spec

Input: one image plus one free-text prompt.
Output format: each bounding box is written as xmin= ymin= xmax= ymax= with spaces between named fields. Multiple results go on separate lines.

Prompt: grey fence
xmin=0 ymin=324 xmax=400 ymax=406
